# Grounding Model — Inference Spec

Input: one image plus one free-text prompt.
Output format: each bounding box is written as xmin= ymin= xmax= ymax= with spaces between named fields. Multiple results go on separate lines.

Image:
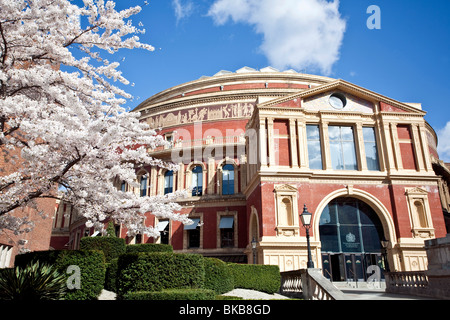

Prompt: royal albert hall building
xmin=59 ymin=66 xmax=449 ymax=282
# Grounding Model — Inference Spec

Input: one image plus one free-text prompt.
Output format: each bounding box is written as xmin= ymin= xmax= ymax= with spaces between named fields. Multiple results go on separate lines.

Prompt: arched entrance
xmin=319 ymin=197 xmax=388 ymax=282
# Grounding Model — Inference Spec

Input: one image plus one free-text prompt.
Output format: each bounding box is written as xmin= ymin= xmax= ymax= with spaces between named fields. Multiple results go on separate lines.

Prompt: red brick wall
xmin=273 ymin=119 xmax=291 ymax=167
xmin=397 ymin=125 xmax=417 ymax=170
xmin=257 ymin=181 xmax=447 ymax=240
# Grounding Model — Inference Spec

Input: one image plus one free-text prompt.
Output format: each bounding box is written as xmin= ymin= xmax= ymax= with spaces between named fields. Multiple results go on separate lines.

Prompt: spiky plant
xmin=0 ymin=261 xmax=67 ymax=300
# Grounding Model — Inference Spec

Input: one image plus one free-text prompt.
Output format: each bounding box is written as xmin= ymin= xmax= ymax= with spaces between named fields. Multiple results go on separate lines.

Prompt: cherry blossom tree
xmin=0 ymin=0 xmax=190 ymax=238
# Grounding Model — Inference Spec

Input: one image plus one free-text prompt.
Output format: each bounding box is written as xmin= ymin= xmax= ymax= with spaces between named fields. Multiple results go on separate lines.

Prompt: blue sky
xmin=108 ymin=0 xmax=450 ymax=161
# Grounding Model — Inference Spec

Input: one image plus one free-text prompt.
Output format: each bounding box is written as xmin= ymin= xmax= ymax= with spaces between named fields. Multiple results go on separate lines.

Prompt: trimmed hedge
xmin=104 ymin=258 xmax=119 ymax=292
xmin=122 ymin=288 xmax=215 ymax=300
xmin=117 ymin=252 xmax=205 ymax=297
xmin=126 ymin=243 xmax=173 ymax=254
xmin=203 ymin=258 xmax=234 ymax=294
xmin=79 ymin=236 xmax=126 ymax=263
xmin=14 ymin=250 xmax=106 ymax=300
xmin=228 ymin=263 xmax=281 ymax=294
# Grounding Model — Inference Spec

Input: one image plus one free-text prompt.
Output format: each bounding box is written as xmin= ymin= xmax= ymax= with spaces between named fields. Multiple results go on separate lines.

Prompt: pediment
xmin=274 ymin=184 xmax=298 ymax=193
xmin=405 ymin=187 xmax=428 ymax=195
xmin=257 ymin=79 xmax=427 ymax=115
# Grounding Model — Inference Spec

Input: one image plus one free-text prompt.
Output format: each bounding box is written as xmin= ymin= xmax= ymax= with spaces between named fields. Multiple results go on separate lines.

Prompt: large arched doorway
xmin=319 ymin=197 xmax=387 ymax=282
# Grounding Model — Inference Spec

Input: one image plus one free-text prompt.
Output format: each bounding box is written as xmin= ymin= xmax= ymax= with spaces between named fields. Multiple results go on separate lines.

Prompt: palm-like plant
xmin=0 ymin=261 xmax=67 ymax=300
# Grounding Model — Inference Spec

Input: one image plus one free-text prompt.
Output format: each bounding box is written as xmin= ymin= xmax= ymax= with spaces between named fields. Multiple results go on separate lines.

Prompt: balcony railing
xmin=149 ymin=135 xmax=245 ymax=153
xmin=280 ymin=268 xmax=347 ymax=300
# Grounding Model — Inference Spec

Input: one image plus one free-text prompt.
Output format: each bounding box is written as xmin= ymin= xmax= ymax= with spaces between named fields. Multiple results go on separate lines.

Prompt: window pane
xmin=222 ymin=164 xmax=234 ymax=195
xmin=337 ymin=202 xmax=359 ymax=225
xmin=342 ymin=141 xmax=358 ymax=170
xmin=319 ymin=225 xmax=339 ymax=252
xmin=363 ymin=127 xmax=376 ymax=142
xmin=191 ymin=166 xmax=202 ymax=196
xmin=340 ymin=126 xmax=354 ymax=141
xmin=340 ymin=225 xmax=361 ymax=253
xmin=164 ymin=171 xmax=173 ymax=194
xmin=329 ymin=126 xmax=357 ymax=171
xmin=319 ymin=204 xmax=337 ymax=225
xmin=188 ymin=229 xmax=200 ymax=248
xmin=308 ymin=141 xmax=323 ymax=169
xmin=306 ymin=125 xmax=323 ymax=170
xmin=363 ymin=127 xmax=380 ymax=171
xmin=362 ymin=226 xmax=382 ymax=252
xmin=330 ymin=141 xmax=343 ymax=170
xmin=140 ymin=176 xmax=147 ymax=197
xmin=328 ymin=126 xmax=340 ymax=141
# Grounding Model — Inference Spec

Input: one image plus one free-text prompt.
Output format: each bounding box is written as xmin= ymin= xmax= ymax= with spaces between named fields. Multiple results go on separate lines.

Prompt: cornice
xmin=134 ymin=72 xmax=335 ymax=112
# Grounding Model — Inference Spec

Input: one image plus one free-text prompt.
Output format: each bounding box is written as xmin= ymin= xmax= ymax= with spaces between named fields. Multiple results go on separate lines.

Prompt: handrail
xmin=280 ymin=268 xmax=347 ymax=300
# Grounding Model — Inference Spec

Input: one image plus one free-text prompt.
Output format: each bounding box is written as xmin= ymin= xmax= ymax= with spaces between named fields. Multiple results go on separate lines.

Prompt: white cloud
xmin=207 ymin=0 xmax=346 ymax=75
xmin=172 ymin=0 xmax=194 ymax=24
xmin=437 ymin=122 xmax=450 ymax=162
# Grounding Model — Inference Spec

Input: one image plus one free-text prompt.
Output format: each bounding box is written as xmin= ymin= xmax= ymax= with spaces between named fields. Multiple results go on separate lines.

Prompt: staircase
xmin=331 ymin=280 xmax=386 ymax=290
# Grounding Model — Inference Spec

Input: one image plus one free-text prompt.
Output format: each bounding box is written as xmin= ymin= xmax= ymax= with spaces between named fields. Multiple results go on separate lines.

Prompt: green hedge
xmin=126 ymin=243 xmax=173 ymax=254
xmin=122 ymin=288 xmax=215 ymax=300
xmin=228 ymin=263 xmax=281 ymax=294
xmin=79 ymin=236 xmax=126 ymax=263
xmin=104 ymin=258 xmax=119 ymax=292
xmin=117 ymin=252 xmax=205 ymax=297
xmin=203 ymin=258 xmax=234 ymax=294
xmin=14 ymin=250 xmax=106 ymax=300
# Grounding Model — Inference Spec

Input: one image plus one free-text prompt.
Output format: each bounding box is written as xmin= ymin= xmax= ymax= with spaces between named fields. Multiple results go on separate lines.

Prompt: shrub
xmin=126 ymin=243 xmax=173 ymax=254
xmin=203 ymin=258 xmax=234 ymax=294
xmin=122 ymin=288 xmax=215 ymax=300
xmin=228 ymin=264 xmax=281 ymax=294
xmin=117 ymin=252 xmax=205 ymax=297
xmin=0 ymin=261 xmax=66 ymax=300
xmin=79 ymin=236 xmax=126 ymax=263
xmin=104 ymin=258 xmax=119 ymax=292
xmin=15 ymin=250 xmax=106 ymax=300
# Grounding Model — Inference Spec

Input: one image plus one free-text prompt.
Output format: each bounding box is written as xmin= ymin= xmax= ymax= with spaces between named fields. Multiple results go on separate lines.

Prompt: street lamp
xmin=380 ymin=239 xmax=390 ymax=273
xmin=251 ymin=237 xmax=257 ymax=264
xmin=300 ymin=204 xmax=314 ymax=268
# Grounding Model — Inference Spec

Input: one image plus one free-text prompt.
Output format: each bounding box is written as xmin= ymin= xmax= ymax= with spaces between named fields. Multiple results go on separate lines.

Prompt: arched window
xmin=319 ymin=198 xmax=383 ymax=254
xmin=164 ymin=171 xmax=173 ymax=194
xmin=121 ymin=181 xmax=127 ymax=192
xmin=191 ymin=165 xmax=203 ymax=196
xmin=139 ymin=175 xmax=147 ymax=197
xmin=222 ymin=164 xmax=234 ymax=195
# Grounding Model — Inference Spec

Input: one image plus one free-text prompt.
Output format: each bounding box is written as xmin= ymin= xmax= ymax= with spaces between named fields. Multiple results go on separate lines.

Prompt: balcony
xmin=148 ymin=135 xmax=246 ymax=155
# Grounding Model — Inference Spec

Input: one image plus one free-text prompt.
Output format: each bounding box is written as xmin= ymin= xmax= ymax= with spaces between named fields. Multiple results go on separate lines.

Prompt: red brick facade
xmin=59 ymin=68 xmax=449 ymax=277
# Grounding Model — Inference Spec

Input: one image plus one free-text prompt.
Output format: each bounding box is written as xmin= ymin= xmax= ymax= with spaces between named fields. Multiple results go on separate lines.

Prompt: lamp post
xmin=380 ymin=239 xmax=390 ymax=273
xmin=251 ymin=237 xmax=257 ymax=264
xmin=300 ymin=204 xmax=314 ymax=268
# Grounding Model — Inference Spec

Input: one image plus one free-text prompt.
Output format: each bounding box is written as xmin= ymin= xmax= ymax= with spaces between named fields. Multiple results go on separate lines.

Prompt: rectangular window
xmin=157 ymin=220 xmax=170 ymax=245
xmin=184 ymin=218 xmax=200 ymax=248
xmin=219 ymin=216 xmax=235 ymax=248
xmin=164 ymin=171 xmax=173 ymax=194
xmin=222 ymin=164 xmax=235 ymax=195
xmin=329 ymin=126 xmax=358 ymax=170
xmin=306 ymin=125 xmax=323 ymax=170
xmin=363 ymin=127 xmax=380 ymax=171
xmin=140 ymin=176 xmax=147 ymax=197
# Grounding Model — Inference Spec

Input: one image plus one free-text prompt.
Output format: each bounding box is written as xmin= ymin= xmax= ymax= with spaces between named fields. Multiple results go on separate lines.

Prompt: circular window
xmin=329 ymin=93 xmax=347 ymax=110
